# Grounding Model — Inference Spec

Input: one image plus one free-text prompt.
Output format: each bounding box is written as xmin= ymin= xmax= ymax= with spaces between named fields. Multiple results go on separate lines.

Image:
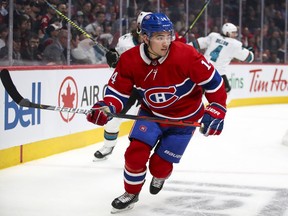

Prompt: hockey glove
xmin=86 ymin=101 xmax=115 ymax=126
xmin=200 ymin=103 xmax=226 ymax=136
xmin=105 ymin=49 xmax=119 ymax=68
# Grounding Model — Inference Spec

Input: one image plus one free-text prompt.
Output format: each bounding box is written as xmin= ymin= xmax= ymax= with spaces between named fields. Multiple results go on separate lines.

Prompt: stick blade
xmin=0 ymin=69 xmax=24 ymax=104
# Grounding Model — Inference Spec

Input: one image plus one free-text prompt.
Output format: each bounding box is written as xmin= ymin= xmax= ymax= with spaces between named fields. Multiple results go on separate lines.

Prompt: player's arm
xmin=188 ymin=34 xmax=211 ymax=51
xmin=188 ymin=40 xmax=200 ymax=49
xmin=189 ymin=51 xmax=227 ymax=136
xmin=200 ymin=69 xmax=227 ymax=136
xmin=87 ymin=53 xmax=134 ymax=125
xmin=234 ymin=42 xmax=254 ymax=63
xmin=244 ymin=50 xmax=254 ymax=63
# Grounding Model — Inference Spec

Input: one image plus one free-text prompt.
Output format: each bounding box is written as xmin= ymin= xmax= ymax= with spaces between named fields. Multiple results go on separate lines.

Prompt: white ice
xmin=1 ymin=104 xmax=288 ymax=216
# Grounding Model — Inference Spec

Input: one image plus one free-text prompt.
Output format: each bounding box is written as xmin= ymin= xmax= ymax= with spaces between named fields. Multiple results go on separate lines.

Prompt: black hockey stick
xmin=182 ymin=0 xmax=211 ymax=38
xmin=44 ymin=0 xmax=109 ymax=53
xmin=0 ymin=69 xmax=202 ymax=127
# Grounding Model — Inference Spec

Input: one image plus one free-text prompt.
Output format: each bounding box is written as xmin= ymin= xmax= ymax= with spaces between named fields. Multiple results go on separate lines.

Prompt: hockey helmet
xmin=136 ymin=11 xmax=152 ymax=34
xmin=222 ymin=23 xmax=237 ymax=37
xmin=141 ymin=13 xmax=174 ymax=38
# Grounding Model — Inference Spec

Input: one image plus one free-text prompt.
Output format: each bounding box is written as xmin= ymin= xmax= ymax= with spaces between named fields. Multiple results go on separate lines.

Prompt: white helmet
xmin=222 ymin=23 xmax=237 ymax=37
xmin=136 ymin=11 xmax=152 ymax=34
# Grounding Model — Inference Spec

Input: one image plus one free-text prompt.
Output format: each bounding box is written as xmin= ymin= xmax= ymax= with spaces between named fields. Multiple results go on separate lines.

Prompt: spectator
xmin=0 ymin=23 xmax=8 ymax=49
xmin=40 ymin=23 xmax=62 ymax=50
xmin=40 ymin=2 xmax=57 ymax=34
xmin=43 ymin=29 xmax=68 ymax=65
xmin=13 ymin=0 xmax=25 ymax=21
xmin=98 ymin=24 xmax=113 ymax=48
xmin=0 ymin=0 xmax=8 ymax=24
xmin=25 ymin=1 xmax=42 ymax=34
xmin=13 ymin=14 xmax=31 ymax=49
xmin=0 ymin=33 xmax=23 ymax=66
xmin=241 ymin=27 xmax=254 ymax=48
xmin=21 ymin=32 xmax=43 ymax=65
xmin=277 ymin=43 xmax=285 ymax=63
xmin=269 ymin=51 xmax=280 ymax=63
xmin=267 ymin=30 xmax=282 ymax=54
xmin=79 ymin=0 xmax=93 ymax=27
xmin=56 ymin=2 xmax=68 ymax=29
xmin=67 ymin=30 xmax=92 ymax=64
xmin=85 ymin=11 xmax=105 ymax=38
xmin=72 ymin=11 xmax=85 ymax=30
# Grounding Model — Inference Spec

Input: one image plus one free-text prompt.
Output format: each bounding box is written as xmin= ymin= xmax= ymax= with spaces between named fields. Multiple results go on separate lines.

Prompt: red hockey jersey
xmin=104 ymin=41 xmax=227 ymax=122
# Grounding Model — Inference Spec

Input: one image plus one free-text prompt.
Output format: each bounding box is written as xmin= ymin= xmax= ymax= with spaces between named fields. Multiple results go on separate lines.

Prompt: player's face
xmin=229 ymin=31 xmax=238 ymax=38
xmin=147 ymin=32 xmax=172 ymax=58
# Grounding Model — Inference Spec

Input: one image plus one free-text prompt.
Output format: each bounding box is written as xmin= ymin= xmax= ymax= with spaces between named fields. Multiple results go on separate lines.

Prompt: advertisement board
xmin=227 ymin=64 xmax=288 ymax=100
xmin=0 ymin=67 xmax=114 ymax=150
xmin=0 ymin=64 xmax=287 ymax=152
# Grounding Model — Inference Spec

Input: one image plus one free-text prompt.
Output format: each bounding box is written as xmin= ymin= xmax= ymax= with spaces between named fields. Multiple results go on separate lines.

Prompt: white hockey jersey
xmin=191 ymin=32 xmax=253 ymax=75
xmin=115 ymin=33 xmax=138 ymax=55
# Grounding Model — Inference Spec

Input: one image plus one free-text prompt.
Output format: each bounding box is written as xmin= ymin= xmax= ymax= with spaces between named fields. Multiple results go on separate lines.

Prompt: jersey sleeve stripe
xmin=200 ymin=69 xmax=224 ymax=93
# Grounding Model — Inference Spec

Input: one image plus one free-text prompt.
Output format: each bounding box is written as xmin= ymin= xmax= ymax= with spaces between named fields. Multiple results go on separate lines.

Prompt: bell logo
xmin=4 ymin=82 xmax=41 ymax=130
xmin=58 ymin=76 xmax=78 ymax=123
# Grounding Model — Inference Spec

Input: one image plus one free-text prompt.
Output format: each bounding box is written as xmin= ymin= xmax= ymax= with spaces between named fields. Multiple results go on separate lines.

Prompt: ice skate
xmin=150 ymin=177 xmax=165 ymax=195
xmin=93 ymin=146 xmax=114 ymax=161
xmin=111 ymin=192 xmax=139 ymax=214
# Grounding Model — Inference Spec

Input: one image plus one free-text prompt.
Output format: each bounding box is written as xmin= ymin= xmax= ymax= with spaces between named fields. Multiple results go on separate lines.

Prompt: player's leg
xmin=149 ymin=153 xmax=172 ymax=195
xmin=111 ymin=115 xmax=161 ymax=213
xmin=94 ymin=118 xmax=122 ymax=160
xmin=149 ymin=126 xmax=195 ymax=194
xmin=221 ymin=74 xmax=232 ymax=105
xmin=95 ymin=88 xmax=141 ymax=160
xmin=111 ymin=139 xmax=151 ymax=213
xmin=221 ymin=74 xmax=231 ymax=93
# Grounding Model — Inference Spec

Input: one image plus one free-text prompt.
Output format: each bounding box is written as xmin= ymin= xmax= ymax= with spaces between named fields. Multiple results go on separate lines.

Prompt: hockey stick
xmin=44 ymin=0 xmax=109 ymax=53
xmin=182 ymin=0 xmax=211 ymax=38
xmin=0 ymin=69 xmax=202 ymax=127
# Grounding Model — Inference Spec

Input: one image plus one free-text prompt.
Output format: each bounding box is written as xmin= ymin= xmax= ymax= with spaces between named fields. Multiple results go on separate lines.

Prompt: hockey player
xmin=93 ymin=11 xmax=152 ymax=160
xmin=86 ymin=13 xmax=227 ymax=213
xmin=190 ymin=23 xmax=254 ymax=95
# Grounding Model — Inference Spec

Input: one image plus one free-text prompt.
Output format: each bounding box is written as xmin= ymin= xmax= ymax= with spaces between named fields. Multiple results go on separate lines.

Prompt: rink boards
xmin=0 ymin=63 xmax=287 ymax=169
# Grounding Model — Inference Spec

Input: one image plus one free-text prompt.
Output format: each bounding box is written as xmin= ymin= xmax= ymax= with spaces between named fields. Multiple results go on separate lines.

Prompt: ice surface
xmin=1 ymin=104 xmax=288 ymax=216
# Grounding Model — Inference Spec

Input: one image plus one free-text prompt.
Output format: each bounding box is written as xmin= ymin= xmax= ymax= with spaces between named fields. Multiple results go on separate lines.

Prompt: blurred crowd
xmin=0 ymin=0 xmax=286 ymax=66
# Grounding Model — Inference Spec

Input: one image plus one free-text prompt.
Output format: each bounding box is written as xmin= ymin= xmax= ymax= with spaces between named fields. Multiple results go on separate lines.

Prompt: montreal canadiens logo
xmin=145 ymin=86 xmax=179 ymax=108
xmin=58 ymin=76 xmax=78 ymax=122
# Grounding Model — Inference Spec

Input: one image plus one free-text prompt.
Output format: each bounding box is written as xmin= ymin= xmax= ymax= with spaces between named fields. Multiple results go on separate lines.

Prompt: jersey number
xmin=210 ymin=45 xmax=223 ymax=62
xmin=110 ymin=72 xmax=118 ymax=84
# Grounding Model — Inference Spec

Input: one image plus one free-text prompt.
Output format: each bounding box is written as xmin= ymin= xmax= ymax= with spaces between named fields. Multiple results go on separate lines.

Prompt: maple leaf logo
xmin=58 ymin=76 xmax=78 ymax=123
xmin=61 ymin=83 xmax=75 ymax=108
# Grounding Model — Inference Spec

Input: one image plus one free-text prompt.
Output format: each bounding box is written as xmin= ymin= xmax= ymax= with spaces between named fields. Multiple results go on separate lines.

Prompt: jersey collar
xmin=139 ymin=43 xmax=170 ymax=65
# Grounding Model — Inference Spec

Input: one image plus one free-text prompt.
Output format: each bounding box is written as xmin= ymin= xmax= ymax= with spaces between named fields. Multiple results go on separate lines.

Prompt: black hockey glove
xmin=105 ymin=49 xmax=119 ymax=68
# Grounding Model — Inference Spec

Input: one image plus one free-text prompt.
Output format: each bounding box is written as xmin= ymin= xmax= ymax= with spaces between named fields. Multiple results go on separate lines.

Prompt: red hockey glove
xmin=200 ymin=103 xmax=226 ymax=136
xmin=86 ymin=101 xmax=114 ymax=126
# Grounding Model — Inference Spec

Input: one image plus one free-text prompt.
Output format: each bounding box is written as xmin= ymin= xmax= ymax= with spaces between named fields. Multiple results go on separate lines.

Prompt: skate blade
xmin=92 ymin=156 xmax=108 ymax=162
xmin=110 ymin=204 xmax=135 ymax=214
